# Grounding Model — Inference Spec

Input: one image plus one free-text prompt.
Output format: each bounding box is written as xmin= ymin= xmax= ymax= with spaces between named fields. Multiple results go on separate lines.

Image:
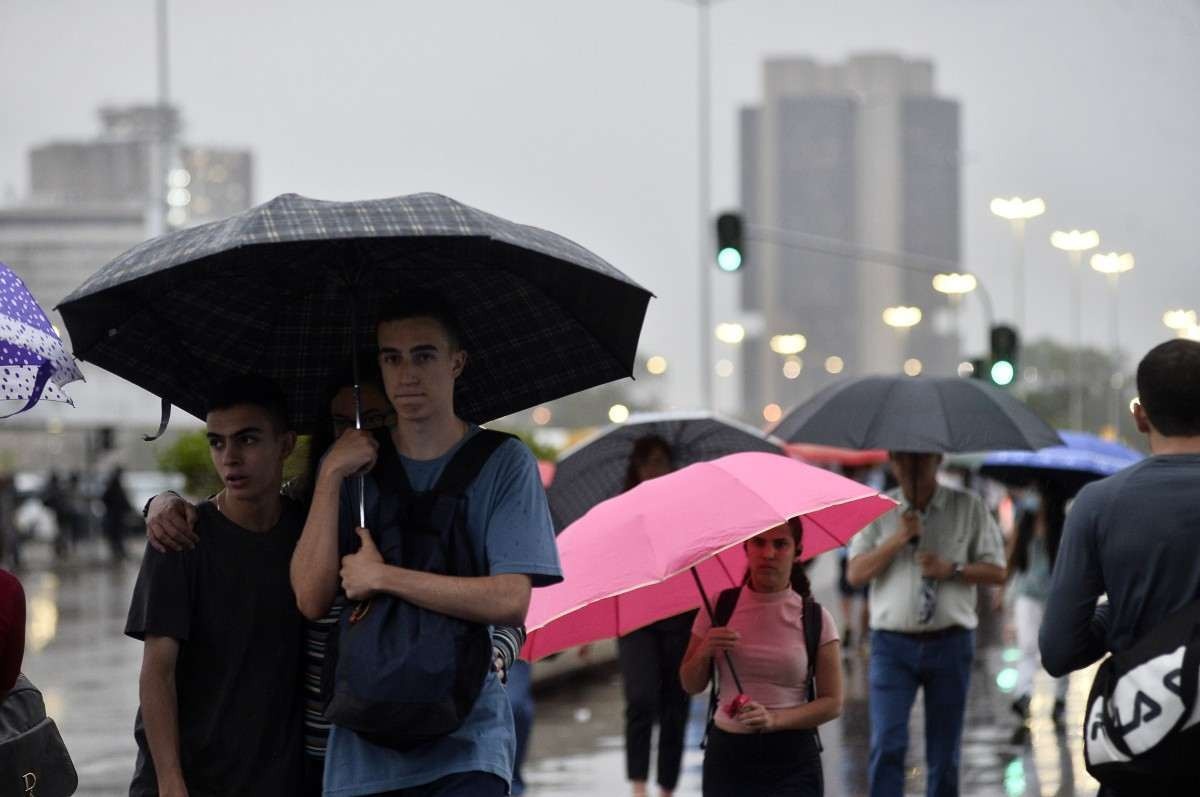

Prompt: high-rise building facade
xmin=739 ymin=54 xmax=961 ymax=416
xmin=0 ymin=104 xmax=254 ymax=448
xmin=29 ymin=104 xmax=253 ymax=228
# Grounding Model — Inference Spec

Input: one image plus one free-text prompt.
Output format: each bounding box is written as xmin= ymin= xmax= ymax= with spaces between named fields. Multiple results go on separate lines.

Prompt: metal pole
xmin=1069 ymin=250 xmax=1084 ymax=430
xmin=1109 ymin=274 xmax=1121 ymax=433
xmin=1012 ymin=218 xmax=1026 ymax=331
xmin=147 ymin=0 xmax=169 ymax=237
xmin=697 ymin=0 xmax=713 ymax=411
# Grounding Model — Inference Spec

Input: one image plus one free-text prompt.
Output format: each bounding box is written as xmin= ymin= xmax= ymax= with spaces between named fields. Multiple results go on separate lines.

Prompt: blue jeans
xmin=868 ymin=629 xmax=974 ymax=797
xmin=506 ymin=660 xmax=534 ymax=795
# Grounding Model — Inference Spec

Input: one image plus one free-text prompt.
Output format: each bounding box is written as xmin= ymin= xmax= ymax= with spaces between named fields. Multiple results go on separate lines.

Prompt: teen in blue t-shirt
xmin=291 ymin=292 xmax=562 ymax=797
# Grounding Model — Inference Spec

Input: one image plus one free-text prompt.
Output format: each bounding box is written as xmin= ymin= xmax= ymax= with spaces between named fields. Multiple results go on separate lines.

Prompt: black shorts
xmin=703 ymin=727 xmax=823 ymax=797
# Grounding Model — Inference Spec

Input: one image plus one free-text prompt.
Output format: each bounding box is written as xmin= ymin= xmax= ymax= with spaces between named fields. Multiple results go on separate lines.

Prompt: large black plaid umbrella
xmin=773 ymin=375 xmax=1062 ymax=454
xmin=57 ymin=193 xmax=652 ymax=434
xmin=547 ymin=411 xmax=785 ymax=532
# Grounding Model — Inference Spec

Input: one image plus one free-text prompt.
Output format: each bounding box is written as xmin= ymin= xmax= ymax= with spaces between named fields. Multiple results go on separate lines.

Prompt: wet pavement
xmin=19 ymin=541 xmax=1099 ymax=796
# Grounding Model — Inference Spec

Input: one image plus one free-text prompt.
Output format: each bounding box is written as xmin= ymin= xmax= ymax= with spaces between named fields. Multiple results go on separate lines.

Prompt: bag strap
xmin=803 ymin=597 xmax=825 ymax=753
xmin=433 ymin=429 xmax=515 ymax=496
xmin=702 ymin=586 xmax=742 ymax=749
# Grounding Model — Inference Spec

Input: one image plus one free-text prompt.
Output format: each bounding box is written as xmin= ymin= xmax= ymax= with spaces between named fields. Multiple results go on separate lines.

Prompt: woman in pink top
xmin=680 ymin=519 xmax=843 ymax=797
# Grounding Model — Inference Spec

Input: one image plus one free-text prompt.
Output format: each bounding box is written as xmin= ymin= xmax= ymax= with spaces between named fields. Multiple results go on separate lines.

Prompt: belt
xmin=880 ymin=625 xmax=968 ymax=641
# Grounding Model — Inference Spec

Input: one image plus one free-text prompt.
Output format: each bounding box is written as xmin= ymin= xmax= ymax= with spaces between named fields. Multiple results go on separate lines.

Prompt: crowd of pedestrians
xmin=2 ymin=302 xmax=1197 ymax=797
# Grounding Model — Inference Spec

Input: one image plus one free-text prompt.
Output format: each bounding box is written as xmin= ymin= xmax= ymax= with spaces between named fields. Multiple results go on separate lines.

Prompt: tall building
xmin=0 ymin=104 xmax=254 ymax=462
xmin=29 ymin=104 xmax=253 ymax=228
xmin=739 ymin=54 xmax=961 ymax=416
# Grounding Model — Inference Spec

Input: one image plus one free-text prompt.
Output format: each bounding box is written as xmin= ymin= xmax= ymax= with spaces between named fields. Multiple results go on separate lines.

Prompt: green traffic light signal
xmin=717 ymin=246 xmax=742 ymax=272
xmin=990 ymin=360 xmax=1015 ymax=387
xmin=715 ymin=213 xmax=744 ymax=272
xmin=989 ymin=324 xmax=1019 ymax=387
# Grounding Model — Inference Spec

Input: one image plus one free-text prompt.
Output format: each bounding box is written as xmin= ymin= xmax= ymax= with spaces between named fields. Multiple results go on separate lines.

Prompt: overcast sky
xmin=3 ymin=0 xmax=1198 ymax=410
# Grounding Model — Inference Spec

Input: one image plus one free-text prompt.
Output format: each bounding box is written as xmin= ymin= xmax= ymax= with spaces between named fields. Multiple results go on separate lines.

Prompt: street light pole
xmin=989 ymin=197 xmax=1045 ymax=331
xmin=147 ymin=0 xmax=170 ymax=238
xmin=1091 ymin=252 xmax=1135 ymax=433
xmin=1051 ymin=229 xmax=1099 ymax=430
xmin=696 ymin=0 xmax=713 ymax=411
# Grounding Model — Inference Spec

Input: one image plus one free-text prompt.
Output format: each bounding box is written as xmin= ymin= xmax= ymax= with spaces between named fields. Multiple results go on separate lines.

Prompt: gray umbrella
xmin=57 ymin=192 xmax=652 ymax=434
xmin=773 ymin=376 xmax=1062 ymax=454
xmin=547 ymin=411 xmax=785 ymax=532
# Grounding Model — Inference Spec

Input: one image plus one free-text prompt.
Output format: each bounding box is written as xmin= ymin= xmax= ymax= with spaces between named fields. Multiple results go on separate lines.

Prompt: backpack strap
xmin=702 ymin=586 xmax=743 ymax=749
xmin=433 ymin=429 xmax=515 ymax=496
xmin=803 ymin=596 xmax=825 ymax=753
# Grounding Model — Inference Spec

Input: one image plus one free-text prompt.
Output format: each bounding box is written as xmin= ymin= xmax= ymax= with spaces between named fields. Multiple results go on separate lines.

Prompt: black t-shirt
xmin=125 ymin=499 xmax=305 ymax=796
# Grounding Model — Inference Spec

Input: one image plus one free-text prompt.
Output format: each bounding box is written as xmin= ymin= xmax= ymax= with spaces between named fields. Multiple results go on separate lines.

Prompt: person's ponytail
xmin=789 ymin=560 xmax=813 ymax=602
xmin=785 ymin=518 xmax=812 ymax=602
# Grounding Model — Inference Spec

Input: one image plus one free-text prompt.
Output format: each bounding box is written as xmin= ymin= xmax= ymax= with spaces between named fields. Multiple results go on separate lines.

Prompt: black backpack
xmin=321 ymin=429 xmax=513 ymax=751
xmin=702 ymin=586 xmax=824 ymax=750
xmin=1083 ymin=598 xmax=1200 ymax=789
xmin=0 ymin=675 xmax=77 ymax=797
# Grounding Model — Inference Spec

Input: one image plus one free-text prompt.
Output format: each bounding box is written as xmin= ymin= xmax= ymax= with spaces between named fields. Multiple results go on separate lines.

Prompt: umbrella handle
xmin=689 ymin=566 xmax=746 ymax=695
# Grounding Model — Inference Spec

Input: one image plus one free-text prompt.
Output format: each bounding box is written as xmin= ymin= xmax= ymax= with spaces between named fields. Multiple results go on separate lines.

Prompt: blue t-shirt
xmin=324 ymin=428 xmax=562 ymax=796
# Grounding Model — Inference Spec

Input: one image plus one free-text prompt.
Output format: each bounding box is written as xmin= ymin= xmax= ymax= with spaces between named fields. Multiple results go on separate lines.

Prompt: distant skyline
xmin=3 ymin=0 xmax=1198 ymax=412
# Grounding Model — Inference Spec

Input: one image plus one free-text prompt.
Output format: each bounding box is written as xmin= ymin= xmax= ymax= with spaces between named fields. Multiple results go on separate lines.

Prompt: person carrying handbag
xmin=0 ymin=568 xmax=78 ymax=796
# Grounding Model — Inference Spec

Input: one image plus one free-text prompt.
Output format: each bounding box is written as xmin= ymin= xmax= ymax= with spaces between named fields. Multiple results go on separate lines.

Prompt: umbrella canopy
xmin=0 ymin=262 xmax=83 ymax=418
xmin=57 ymin=193 xmax=651 ymax=433
xmin=973 ymin=430 xmax=1144 ymax=495
xmin=522 ymin=452 xmax=896 ymax=661
xmin=784 ymin=443 xmax=888 ymax=468
xmin=773 ymin=376 xmax=1063 ymax=454
xmin=547 ymin=411 xmax=785 ymax=531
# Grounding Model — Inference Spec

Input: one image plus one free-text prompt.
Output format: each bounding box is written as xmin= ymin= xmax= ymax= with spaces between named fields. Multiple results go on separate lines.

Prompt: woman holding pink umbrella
xmin=680 ymin=518 xmax=843 ymax=797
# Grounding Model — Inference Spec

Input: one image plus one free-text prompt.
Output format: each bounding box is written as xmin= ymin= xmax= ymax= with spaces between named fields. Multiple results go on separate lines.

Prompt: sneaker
xmin=1052 ymin=698 xmax=1066 ymax=730
xmin=1011 ymin=694 xmax=1031 ymax=720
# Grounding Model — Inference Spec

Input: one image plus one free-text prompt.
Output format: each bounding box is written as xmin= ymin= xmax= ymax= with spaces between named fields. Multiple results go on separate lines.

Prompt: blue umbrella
xmin=0 ymin=262 xmax=83 ymax=418
xmin=978 ymin=430 xmax=1143 ymax=495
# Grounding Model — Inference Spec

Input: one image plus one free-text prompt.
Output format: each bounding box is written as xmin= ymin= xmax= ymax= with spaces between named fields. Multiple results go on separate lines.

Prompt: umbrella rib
xmin=935 ymin=381 xmax=955 ymax=450
xmin=860 ymin=378 xmax=902 ymax=450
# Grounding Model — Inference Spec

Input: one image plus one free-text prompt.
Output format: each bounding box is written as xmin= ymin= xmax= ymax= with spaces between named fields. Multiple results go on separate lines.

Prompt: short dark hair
xmin=1136 ymin=339 xmax=1200 ymax=436
xmin=205 ymin=374 xmax=291 ymax=432
xmin=624 ymin=434 xmax=673 ymax=491
xmin=376 ymin=290 xmax=465 ymax=351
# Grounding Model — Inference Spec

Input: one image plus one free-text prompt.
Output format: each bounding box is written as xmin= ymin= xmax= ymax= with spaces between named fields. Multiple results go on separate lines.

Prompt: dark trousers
xmin=370 ymin=771 xmax=507 ymax=797
xmin=617 ymin=612 xmax=695 ymax=790
xmin=301 ymin=754 xmax=323 ymax=797
xmin=702 ymin=727 xmax=823 ymax=797
xmin=506 ymin=660 xmax=534 ymax=795
xmin=868 ymin=628 xmax=974 ymax=797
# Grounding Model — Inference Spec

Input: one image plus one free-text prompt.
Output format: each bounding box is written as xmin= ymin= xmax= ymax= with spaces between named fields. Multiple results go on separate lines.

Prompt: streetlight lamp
xmin=1090 ymin=251 xmax=1134 ymax=432
xmin=1163 ymin=309 xmax=1197 ymax=333
xmin=882 ymin=306 xmax=923 ymax=329
xmin=990 ymin=196 xmax=1045 ymax=330
xmin=1051 ymin=229 xmax=1099 ymax=429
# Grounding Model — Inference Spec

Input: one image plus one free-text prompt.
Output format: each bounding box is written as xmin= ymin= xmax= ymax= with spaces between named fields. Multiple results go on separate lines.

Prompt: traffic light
xmin=989 ymin=325 xmax=1019 ymax=387
xmin=715 ymin=213 xmax=744 ymax=272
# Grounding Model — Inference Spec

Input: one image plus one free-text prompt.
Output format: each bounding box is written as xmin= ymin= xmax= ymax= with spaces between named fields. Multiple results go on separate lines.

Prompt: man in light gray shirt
xmin=847 ymin=452 xmax=1006 ymax=797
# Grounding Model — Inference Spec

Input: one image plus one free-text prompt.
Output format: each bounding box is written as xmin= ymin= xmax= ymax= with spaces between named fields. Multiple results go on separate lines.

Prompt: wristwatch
xmin=951 ymin=562 xmax=965 ymax=581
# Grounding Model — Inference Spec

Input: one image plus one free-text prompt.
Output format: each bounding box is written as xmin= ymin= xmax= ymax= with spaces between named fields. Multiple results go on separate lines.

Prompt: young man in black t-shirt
xmin=126 ymin=376 xmax=305 ymax=797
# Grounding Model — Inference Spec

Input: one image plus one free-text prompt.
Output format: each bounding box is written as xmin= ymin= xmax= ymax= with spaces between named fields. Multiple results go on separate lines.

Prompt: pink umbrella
xmin=522 ymin=451 xmax=896 ymax=661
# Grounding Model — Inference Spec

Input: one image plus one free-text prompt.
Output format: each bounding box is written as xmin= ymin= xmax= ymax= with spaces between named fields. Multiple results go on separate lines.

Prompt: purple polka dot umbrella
xmin=0 ymin=262 xmax=84 ymax=418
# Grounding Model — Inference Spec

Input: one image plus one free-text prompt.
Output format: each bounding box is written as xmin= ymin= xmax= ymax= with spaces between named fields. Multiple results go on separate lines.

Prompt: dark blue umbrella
xmin=0 ymin=262 xmax=83 ymax=418
xmin=977 ymin=430 xmax=1144 ymax=495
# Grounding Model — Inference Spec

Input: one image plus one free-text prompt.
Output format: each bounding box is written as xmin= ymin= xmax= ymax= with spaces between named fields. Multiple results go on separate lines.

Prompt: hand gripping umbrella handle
xmin=690 ymin=566 xmax=745 ymax=695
